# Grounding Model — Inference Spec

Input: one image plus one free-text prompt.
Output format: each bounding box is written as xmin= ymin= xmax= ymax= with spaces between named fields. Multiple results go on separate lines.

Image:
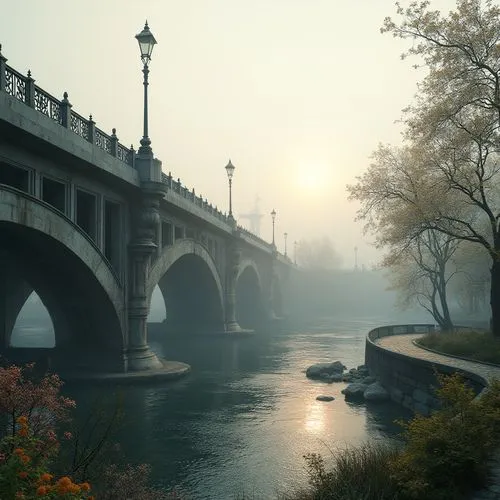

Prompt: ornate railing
xmin=160 ymin=171 xmax=279 ymax=252
xmin=1 ymin=60 xmax=135 ymax=167
xmin=0 ymin=51 xmax=281 ymax=255
xmin=161 ymin=171 xmax=228 ymax=223
xmin=237 ymin=225 xmax=273 ymax=248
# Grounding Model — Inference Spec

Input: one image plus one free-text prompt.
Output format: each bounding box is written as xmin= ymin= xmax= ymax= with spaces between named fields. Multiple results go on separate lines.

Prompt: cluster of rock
xmin=306 ymin=361 xmax=390 ymax=403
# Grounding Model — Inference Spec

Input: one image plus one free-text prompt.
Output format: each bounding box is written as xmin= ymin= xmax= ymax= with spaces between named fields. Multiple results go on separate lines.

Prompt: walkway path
xmin=375 ymin=333 xmax=500 ymax=499
xmin=375 ymin=333 xmax=500 ymax=383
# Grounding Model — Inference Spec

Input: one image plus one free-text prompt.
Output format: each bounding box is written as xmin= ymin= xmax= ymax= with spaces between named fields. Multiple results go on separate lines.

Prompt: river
xmin=24 ymin=313 xmax=418 ymax=500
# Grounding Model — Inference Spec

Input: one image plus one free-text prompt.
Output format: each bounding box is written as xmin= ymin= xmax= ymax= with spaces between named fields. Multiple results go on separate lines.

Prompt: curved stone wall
xmin=365 ymin=324 xmax=488 ymax=415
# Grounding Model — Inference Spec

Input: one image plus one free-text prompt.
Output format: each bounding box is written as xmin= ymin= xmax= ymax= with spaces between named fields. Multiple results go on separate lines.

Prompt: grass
xmin=234 ymin=443 xmax=401 ymax=500
xmin=416 ymin=330 xmax=500 ymax=364
xmin=279 ymin=443 xmax=402 ymax=500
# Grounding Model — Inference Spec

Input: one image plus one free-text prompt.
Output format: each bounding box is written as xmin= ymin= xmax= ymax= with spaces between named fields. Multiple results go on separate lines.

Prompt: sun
xmin=294 ymin=163 xmax=332 ymax=193
xmin=302 ymin=170 xmax=323 ymax=190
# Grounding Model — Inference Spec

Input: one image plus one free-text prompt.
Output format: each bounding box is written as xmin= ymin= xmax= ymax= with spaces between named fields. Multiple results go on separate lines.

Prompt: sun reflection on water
xmin=304 ymin=401 xmax=327 ymax=435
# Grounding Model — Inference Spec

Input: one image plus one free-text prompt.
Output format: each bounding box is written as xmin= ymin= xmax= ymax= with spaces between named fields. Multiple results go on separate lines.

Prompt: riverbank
xmin=367 ymin=327 xmax=500 ymax=500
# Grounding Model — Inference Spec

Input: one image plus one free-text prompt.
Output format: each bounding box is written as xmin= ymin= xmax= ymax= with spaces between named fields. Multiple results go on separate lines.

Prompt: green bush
xmin=390 ymin=373 xmax=500 ymax=500
xmin=417 ymin=331 xmax=500 ymax=364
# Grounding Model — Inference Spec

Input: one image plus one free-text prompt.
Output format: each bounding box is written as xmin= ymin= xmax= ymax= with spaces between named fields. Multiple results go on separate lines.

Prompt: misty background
xmin=0 ymin=0 xmax=459 ymax=268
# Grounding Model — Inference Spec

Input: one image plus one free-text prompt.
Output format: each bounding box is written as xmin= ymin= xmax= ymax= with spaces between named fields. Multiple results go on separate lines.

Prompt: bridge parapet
xmin=237 ymin=225 xmax=274 ymax=253
xmin=1 ymin=56 xmax=135 ymax=168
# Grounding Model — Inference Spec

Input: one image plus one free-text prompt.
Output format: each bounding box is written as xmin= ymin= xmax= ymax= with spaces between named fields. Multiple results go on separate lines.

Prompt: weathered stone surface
xmin=342 ymin=383 xmax=368 ymax=399
xmin=362 ymin=376 xmax=377 ymax=385
xmin=357 ymin=365 xmax=370 ymax=376
xmin=364 ymin=382 xmax=390 ymax=402
xmin=328 ymin=373 xmax=343 ymax=382
xmin=316 ymin=395 xmax=335 ymax=402
xmin=306 ymin=361 xmax=346 ymax=379
xmin=390 ymin=388 xmax=403 ymax=404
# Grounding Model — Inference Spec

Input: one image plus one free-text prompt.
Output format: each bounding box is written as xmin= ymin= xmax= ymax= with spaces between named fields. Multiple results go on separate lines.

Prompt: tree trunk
xmin=490 ymin=257 xmax=500 ymax=336
xmin=437 ymin=269 xmax=453 ymax=332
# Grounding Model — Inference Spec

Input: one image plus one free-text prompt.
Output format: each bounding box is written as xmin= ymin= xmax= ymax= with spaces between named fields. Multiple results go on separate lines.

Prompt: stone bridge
xmin=0 ymin=49 xmax=293 ymax=374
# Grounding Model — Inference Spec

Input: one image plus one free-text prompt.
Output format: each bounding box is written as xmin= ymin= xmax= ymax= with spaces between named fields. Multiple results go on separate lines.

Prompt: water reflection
xmin=304 ymin=401 xmax=327 ymax=435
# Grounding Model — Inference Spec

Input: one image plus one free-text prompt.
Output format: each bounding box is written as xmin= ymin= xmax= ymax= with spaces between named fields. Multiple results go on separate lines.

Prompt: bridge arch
xmin=235 ymin=259 xmax=264 ymax=329
xmin=148 ymin=239 xmax=224 ymax=333
xmin=0 ymin=186 xmax=124 ymax=370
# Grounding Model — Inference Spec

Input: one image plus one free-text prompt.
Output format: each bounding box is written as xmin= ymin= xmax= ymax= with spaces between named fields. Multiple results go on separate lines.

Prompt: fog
xmin=0 ymin=0 xmax=459 ymax=267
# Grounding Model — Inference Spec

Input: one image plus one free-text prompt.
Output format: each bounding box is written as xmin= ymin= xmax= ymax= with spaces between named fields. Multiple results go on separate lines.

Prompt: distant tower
xmin=354 ymin=246 xmax=359 ymax=271
xmin=239 ymin=196 xmax=264 ymax=236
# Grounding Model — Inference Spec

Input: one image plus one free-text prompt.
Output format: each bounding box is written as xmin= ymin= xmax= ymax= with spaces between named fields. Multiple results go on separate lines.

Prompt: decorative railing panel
xmin=116 ymin=143 xmax=132 ymax=164
xmin=70 ymin=111 xmax=89 ymax=140
xmin=5 ymin=67 xmax=26 ymax=101
xmin=34 ymin=87 xmax=61 ymax=123
xmin=95 ymin=129 xmax=112 ymax=154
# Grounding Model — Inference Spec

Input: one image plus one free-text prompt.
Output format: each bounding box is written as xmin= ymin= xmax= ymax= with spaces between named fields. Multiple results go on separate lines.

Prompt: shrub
xmin=0 ymin=362 xmax=178 ymax=499
xmin=389 ymin=373 xmax=500 ymax=499
xmin=0 ymin=415 xmax=93 ymax=499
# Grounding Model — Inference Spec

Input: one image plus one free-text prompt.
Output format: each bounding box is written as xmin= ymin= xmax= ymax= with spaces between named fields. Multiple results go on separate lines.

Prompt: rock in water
xmin=316 ymin=395 xmax=335 ymax=402
xmin=364 ymin=382 xmax=390 ymax=402
xmin=306 ymin=361 xmax=346 ymax=379
xmin=341 ymin=383 xmax=368 ymax=400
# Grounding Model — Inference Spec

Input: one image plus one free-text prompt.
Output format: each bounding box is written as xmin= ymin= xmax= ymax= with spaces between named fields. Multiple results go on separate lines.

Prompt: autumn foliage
xmin=0 ymin=363 xmax=180 ymax=499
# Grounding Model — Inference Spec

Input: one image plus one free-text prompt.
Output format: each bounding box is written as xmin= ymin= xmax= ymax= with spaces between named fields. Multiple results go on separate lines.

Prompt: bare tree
xmin=387 ymin=230 xmax=460 ymax=330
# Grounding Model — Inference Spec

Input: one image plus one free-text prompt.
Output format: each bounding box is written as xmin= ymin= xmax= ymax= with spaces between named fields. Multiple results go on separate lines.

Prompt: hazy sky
xmin=1 ymin=0 xmax=457 ymax=268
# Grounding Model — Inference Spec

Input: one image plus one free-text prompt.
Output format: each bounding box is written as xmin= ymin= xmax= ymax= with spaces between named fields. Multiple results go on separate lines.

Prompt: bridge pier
xmin=225 ymin=238 xmax=245 ymax=333
xmin=126 ymin=187 xmax=164 ymax=371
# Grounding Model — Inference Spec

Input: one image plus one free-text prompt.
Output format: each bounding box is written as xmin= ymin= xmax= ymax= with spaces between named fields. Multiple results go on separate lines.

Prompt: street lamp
xmin=135 ymin=21 xmax=157 ymax=155
xmin=225 ymin=159 xmax=235 ymax=219
xmin=271 ymin=209 xmax=276 ymax=246
xmin=284 ymin=232 xmax=288 ymax=257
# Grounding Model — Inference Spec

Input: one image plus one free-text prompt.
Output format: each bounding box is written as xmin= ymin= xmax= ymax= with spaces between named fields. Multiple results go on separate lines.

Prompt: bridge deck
xmin=375 ymin=333 xmax=500 ymax=383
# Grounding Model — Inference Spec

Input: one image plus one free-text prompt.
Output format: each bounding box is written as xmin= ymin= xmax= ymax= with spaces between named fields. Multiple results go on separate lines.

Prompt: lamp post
xmin=284 ymin=232 xmax=288 ymax=257
xmin=225 ymin=159 xmax=235 ymax=219
xmin=271 ymin=209 xmax=276 ymax=246
xmin=294 ymin=240 xmax=297 ymax=265
xmin=135 ymin=21 xmax=157 ymax=156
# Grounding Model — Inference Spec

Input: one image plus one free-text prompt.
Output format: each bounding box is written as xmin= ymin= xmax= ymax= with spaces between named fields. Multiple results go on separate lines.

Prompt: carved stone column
xmin=126 ymin=187 xmax=164 ymax=371
xmin=225 ymin=234 xmax=243 ymax=333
